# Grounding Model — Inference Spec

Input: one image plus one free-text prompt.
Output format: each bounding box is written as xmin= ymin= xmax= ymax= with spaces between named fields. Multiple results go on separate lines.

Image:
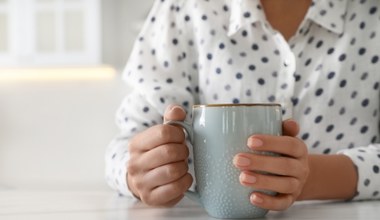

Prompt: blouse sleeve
xmin=338 ymin=144 xmax=380 ymax=200
xmin=105 ymin=0 xmax=198 ymax=196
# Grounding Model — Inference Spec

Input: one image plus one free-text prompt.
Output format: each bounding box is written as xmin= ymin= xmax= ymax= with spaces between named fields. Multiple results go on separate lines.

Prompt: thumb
xmin=282 ymin=119 xmax=300 ymax=137
xmin=163 ymin=104 xmax=187 ymax=123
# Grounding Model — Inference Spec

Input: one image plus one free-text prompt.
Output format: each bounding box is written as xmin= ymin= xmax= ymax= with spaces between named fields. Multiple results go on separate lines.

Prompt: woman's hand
xmin=233 ymin=119 xmax=309 ymax=211
xmin=127 ymin=105 xmax=193 ymax=207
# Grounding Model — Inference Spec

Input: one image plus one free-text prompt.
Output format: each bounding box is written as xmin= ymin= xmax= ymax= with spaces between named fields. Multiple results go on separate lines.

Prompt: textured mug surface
xmin=169 ymin=103 xmax=282 ymax=219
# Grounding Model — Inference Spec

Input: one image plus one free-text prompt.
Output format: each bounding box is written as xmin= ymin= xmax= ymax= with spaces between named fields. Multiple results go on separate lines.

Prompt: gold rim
xmin=193 ymin=103 xmax=281 ymax=108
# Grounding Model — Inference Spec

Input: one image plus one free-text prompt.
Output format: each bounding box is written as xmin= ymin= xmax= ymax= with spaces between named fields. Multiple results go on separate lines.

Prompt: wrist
xmin=297 ymin=154 xmax=357 ymax=201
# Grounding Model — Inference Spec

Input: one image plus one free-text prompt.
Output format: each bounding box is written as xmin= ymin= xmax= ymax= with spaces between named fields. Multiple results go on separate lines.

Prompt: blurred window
xmin=0 ymin=0 xmax=101 ymax=67
xmin=0 ymin=0 xmax=9 ymax=55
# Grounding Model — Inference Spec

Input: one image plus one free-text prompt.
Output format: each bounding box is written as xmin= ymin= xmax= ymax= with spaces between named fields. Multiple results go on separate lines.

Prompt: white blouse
xmin=106 ymin=0 xmax=380 ymax=200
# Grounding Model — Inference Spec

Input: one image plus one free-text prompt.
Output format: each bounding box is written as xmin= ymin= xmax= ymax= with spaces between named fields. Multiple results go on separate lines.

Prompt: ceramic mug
xmin=166 ymin=103 xmax=282 ymax=219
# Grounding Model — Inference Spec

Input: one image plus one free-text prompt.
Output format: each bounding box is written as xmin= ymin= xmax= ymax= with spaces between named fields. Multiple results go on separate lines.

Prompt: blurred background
xmin=0 ymin=0 xmax=154 ymax=191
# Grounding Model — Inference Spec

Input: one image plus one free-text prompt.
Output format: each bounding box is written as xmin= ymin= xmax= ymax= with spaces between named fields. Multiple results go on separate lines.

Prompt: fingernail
xmin=169 ymin=105 xmax=178 ymax=111
xmin=165 ymin=105 xmax=175 ymax=112
xmin=233 ymin=156 xmax=251 ymax=167
xmin=287 ymin=119 xmax=297 ymax=127
xmin=240 ymin=173 xmax=257 ymax=184
xmin=247 ymin=137 xmax=263 ymax=148
xmin=169 ymin=105 xmax=183 ymax=114
xmin=251 ymin=194 xmax=264 ymax=204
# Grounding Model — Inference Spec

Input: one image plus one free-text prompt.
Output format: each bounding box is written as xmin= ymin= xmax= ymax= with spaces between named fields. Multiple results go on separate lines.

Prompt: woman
xmin=106 ymin=0 xmax=380 ymax=211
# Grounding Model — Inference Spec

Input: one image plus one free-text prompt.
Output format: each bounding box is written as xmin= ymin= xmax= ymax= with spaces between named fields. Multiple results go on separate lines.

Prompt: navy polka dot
xmin=315 ymin=88 xmax=324 ymax=96
xmin=258 ymin=78 xmax=265 ymax=85
xmin=373 ymin=165 xmax=379 ymax=174
xmin=372 ymin=55 xmax=379 ymax=64
xmin=236 ymin=72 xmax=243 ymax=79
xmin=326 ymin=124 xmax=334 ymax=132
xmin=339 ymin=54 xmax=347 ymax=61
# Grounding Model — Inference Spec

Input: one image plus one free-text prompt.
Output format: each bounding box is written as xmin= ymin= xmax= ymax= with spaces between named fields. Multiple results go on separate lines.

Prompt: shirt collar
xmin=306 ymin=0 xmax=348 ymax=34
xmin=228 ymin=0 xmax=348 ymax=37
xmin=228 ymin=0 xmax=265 ymax=37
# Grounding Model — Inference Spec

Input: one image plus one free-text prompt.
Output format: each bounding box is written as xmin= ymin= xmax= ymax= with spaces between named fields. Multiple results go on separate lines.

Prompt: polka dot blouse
xmin=106 ymin=0 xmax=380 ymax=200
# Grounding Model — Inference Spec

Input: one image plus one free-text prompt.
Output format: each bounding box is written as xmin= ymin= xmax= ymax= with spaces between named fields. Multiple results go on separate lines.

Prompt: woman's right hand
xmin=127 ymin=105 xmax=193 ymax=207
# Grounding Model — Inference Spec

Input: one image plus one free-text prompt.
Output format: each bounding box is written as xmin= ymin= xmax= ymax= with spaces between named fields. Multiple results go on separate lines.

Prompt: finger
xmin=137 ymin=143 xmax=189 ymax=171
xmin=282 ymin=119 xmax=300 ymax=137
xmin=233 ymin=153 xmax=301 ymax=177
xmin=250 ymin=192 xmax=294 ymax=211
xmin=164 ymin=105 xmax=187 ymax=122
xmin=246 ymin=134 xmax=307 ymax=158
xmin=160 ymin=195 xmax=185 ymax=207
xmin=148 ymin=173 xmax=193 ymax=206
xmin=239 ymin=171 xmax=300 ymax=194
xmin=129 ymin=124 xmax=185 ymax=152
xmin=143 ymin=161 xmax=189 ymax=188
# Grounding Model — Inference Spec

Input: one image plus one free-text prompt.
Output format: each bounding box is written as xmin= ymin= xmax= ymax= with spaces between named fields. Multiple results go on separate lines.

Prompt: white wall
xmin=0 ymin=0 xmax=154 ymax=190
xmin=0 ymin=77 xmax=127 ymax=190
xmin=102 ymin=0 xmax=154 ymax=69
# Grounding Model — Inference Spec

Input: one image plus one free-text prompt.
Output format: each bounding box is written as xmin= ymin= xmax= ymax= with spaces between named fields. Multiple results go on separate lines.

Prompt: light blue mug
xmin=166 ymin=103 xmax=282 ymax=219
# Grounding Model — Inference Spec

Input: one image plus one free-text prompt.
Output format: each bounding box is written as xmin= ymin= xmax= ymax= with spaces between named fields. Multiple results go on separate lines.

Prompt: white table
xmin=0 ymin=190 xmax=378 ymax=220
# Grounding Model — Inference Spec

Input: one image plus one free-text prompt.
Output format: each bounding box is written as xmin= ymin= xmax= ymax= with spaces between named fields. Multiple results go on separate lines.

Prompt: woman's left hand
xmin=233 ymin=119 xmax=309 ymax=211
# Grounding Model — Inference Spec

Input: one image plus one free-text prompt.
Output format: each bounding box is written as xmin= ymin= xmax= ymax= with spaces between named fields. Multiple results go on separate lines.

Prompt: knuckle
xmin=273 ymin=196 xmax=293 ymax=211
xmin=184 ymin=173 xmax=194 ymax=187
xmin=163 ymin=197 xmax=183 ymax=208
xmin=294 ymin=138 xmax=308 ymax=156
xmin=166 ymin=164 xmax=185 ymax=178
xmin=173 ymin=173 xmax=192 ymax=194
xmin=161 ymin=145 xmax=178 ymax=159
xmin=285 ymin=196 xmax=295 ymax=209
xmin=158 ymin=125 xmax=175 ymax=143
xmin=286 ymin=178 xmax=300 ymax=193
xmin=128 ymin=140 xmax=138 ymax=152
xmin=170 ymin=180 xmax=185 ymax=194
xmin=282 ymin=158 xmax=296 ymax=171
xmin=133 ymin=178 xmax=145 ymax=191
xmin=127 ymin=162 xmax=138 ymax=175
xmin=141 ymin=193 xmax=155 ymax=206
xmin=139 ymin=188 xmax=159 ymax=206
xmin=180 ymin=144 xmax=190 ymax=159
xmin=162 ymin=144 xmax=189 ymax=161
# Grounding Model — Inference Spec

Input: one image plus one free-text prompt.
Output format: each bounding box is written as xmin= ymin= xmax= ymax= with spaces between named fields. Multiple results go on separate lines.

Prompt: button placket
xmin=273 ymin=33 xmax=296 ymax=119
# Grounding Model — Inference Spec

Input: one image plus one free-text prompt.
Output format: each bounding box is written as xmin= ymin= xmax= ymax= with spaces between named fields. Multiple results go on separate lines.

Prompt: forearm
xmin=297 ymin=154 xmax=358 ymax=201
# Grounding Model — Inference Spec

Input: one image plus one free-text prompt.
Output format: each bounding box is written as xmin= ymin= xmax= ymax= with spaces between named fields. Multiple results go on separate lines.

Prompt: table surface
xmin=0 ymin=190 xmax=379 ymax=220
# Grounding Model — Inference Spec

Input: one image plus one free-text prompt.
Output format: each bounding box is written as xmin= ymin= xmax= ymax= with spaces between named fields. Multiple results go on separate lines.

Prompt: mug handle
xmin=164 ymin=120 xmax=202 ymax=204
xmin=165 ymin=120 xmax=194 ymax=142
